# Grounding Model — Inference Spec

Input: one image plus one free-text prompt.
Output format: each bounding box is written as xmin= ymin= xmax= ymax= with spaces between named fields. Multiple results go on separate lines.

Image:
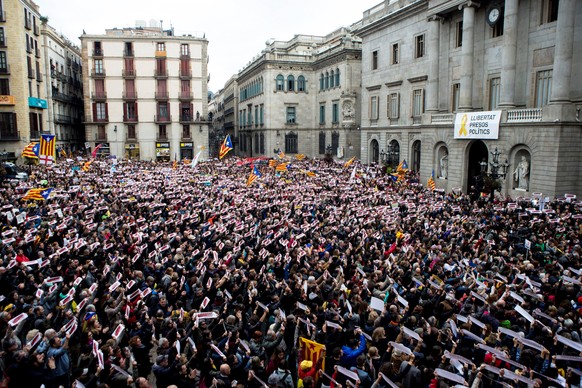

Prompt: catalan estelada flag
xmin=21 ymin=143 xmax=39 ymax=159
xmin=22 ymin=188 xmax=53 ymax=201
xmin=172 ymin=161 xmax=178 ymax=169
xmin=277 ymin=149 xmax=285 ymax=159
xmin=268 ymin=159 xmax=278 ymax=168
xmin=427 ymin=170 xmax=436 ymax=191
xmin=246 ymin=166 xmax=262 ymax=187
xmin=39 ymin=134 xmax=56 ymax=165
xmin=343 ymin=156 xmax=356 ymax=168
xmin=397 ymin=159 xmax=409 ymax=173
xmin=299 ymin=337 xmax=325 ymax=380
xmin=275 ymin=162 xmax=288 ymax=172
xmin=219 ymin=135 xmax=233 ymax=159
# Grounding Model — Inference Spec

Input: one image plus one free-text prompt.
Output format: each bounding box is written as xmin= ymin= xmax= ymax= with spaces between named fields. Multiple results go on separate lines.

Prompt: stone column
xmin=459 ymin=1 xmax=478 ymax=111
xmin=426 ymin=16 xmax=441 ymax=112
xmin=499 ymin=0 xmax=518 ymax=107
xmin=550 ymin=0 xmax=575 ymax=103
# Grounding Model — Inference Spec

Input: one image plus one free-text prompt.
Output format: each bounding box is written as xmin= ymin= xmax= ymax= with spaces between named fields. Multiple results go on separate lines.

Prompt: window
xmin=372 ymin=50 xmax=378 ymax=70
xmin=412 ymin=89 xmax=424 ymax=123
xmin=297 ymin=75 xmax=306 ymax=92
xmin=335 ymin=69 xmax=340 ymax=86
xmin=415 ymin=34 xmax=425 ymax=58
xmin=95 ymin=102 xmax=107 ymax=120
xmin=260 ymin=104 xmax=264 ymax=125
xmin=97 ymin=125 xmax=106 ymax=140
xmin=260 ymin=133 xmax=265 ymax=154
xmin=0 ymin=79 xmax=9 ymax=95
xmin=388 ymin=92 xmax=400 ymax=119
xmin=180 ymin=43 xmax=189 ymax=56
xmin=541 ymin=0 xmax=559 ymax=24
xmin=287 ymin=75 xmax=295 ymax=92
xmin=29 ymin=112 xmax=42 ymax=138
xmin=276 ymin=74 xmax=284 ymax=91
xmin=535 ymin=70 xmax=552 ymax=107
xmin=330 ymin=70 xmax=335 ymax=88
xmin=0 ymin=28 xmax=5 ymax=47
xmin=370 ymin=96 xmax=379 ymax=120
xmin=285 ymin=132 xmax=298 ymax=154
xmin=325 ymin=72 xmax=329 ymax=89
xmin=94 ymin=59 xmax=103 ymax=74
xmin=492 ymin=16 xmax=504 ymax=37
xmin=455 ymin=21 xmax=463 ymax=48
xmin=254 ymin=105 xmax=258 ymax=126
xmin=391 ymin=43 xmax=399 ymax=64
xmin=124 ymin=42 xmax=133 ymax=56
xmin=452 ymin=83 xmax=460 ymax=112
xmin=93 ymin=41 xmax=102 ymax=56
xmin=180 ymin=103 xmax=192 ymax=121
xmin=156 ymin=58 xmax=166 ymax=75
xmin=127 ymin=124 xmax=136 ymax=139
xmin=286 ymin=106 xmax=296 ymax=124
xmin=319 ymin=132 xmax=326 ymax=154
xmin=182 ymin=125 xmax=190 ymax=139
xmin=0 ymin=113 xmax=17 ymax=138
xmin=331 ymin=132 xmax=339 ymax=155
xmin=489 ymin=77 xmax=501 ymax=109
xmin=332 ymin=103 xmax=339 ymax=123
xmin=412 ymin=140 xmax=421 ymax=172
xmin=125 ymin=102 xmax=138 ymax=120
xmin=319 ymin=105 xmax=325 ymax=124
xmin=158 ymin=102 xmax=169 ymax=118
xmin=254 ymin=133 xmax=260 ymax=153
xmin=158 ymin=125 xmax=167 ymax=139
xmin=0 ymin=51 xmax=7 ymax=73
xmin=157 ymin=42 xmax=166 ymax=52
xmin=320 ymin=74 xmax=324 ymax=91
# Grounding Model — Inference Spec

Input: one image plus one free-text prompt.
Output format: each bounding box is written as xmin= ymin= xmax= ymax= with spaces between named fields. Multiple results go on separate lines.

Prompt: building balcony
xmin=36 ymin=72 xmax=42 ymax=82
xmin=179 ymin=114 xmax=194 ymax=123
xmin=179 ymin=92 xmax=193 ymax=101
xmin=0 ymin=65 xmax=9 ymax=75
xmin=0 ymin=131 xmax=19 ymax=142
xmin=52 ymin=90 xmax=72 ymax=102
xmin=24 ymin=20 xmax=31 ymax=30
xmin=95 ymin=133 xmax=108 ymax=142
xmin=33 ymin=24 xmax=39 ymax=36
xmin=154 ymin=115 xmax=172 ymax=123
xmin=123 ymin=49 xmax=134 ymax=57
xmin=179 ymin=69 xmax=192 ymax=79
xmin=93 ymin=116 xmax=109 ymax=124
xmin=155 ymin=50 xmax=166 ymax=58
xmin=91 ymin=69 xmax=106 ymax=78
xmin=181 ymin=131 xmax=192 ymax=140
xmin=506 ymin=108 xmax=542 ymax=123
xmin=54 ymin=114 xmax=72 ymax=124
xmin=122 ymin=68 xmax=136 ymax=78
xmin=26 ymin=45 xmax=32 ymax=54
xmin=0 ymin=38 xmax=5 ymax=48
xmin=35 ymin=48 xmax=41 ymax=58
xmin=157 ymin=134 xmax=168 ymax=141
xmin=123 ymin=115 xmax=139 ymax=123
xmin=154 ymin=69 xmax=168 ymax=78
xmin=180 ymin=53 xmax=190 ymax=59
xmin=122 ymin=91 xmax=138 ymax=100
xmin=93 ymin=49 xmax=103 ymax=57
xmin=430 ymin=113 xmax=455 ymax=124
xmin=0 ymin=11 xmax=6 ymax=22
xmin=91 ymin=92 xmax=107 ymax=100
xmin=27 ymin=69 xmax=34 ymax=79
xmin=155 ymin=91 xmax=169 ymax=100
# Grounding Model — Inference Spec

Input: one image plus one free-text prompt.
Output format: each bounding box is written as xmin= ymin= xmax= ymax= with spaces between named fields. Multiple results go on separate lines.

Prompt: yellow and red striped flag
xmin=427 ymin=170 xmax=436 ymax=191
xmin=219 ymin=135 xmax=233 ymax=159
xmin=295 ymin=154 xmax=306 ymax=160
xmin=22 ymin=188 xmax=53 ymax=201
xmin=39 ymin=134 xmax=56 ymax=165
xmin=343 ymin=156 xmax=356 ymax=168
xmin=299 ymin=337 xmax=325 ymax=380
xmin=268 ymin=159 xmax=278 ymax=168
xmin=21 ymin=143 xmax=39 ymax=159
xmin=275 ymin=163 xmax=288 ymax=172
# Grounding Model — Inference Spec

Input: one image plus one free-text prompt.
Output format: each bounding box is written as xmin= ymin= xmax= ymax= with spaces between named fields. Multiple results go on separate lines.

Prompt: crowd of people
xmin=0 ymin=155 xmax=580 ymax=388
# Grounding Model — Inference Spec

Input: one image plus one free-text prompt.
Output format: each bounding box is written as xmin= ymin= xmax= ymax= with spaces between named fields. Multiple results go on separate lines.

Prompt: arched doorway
xmin=411 ymin=140 xmax=421 ymax=172
xmin=467 ymin=140 xmax=488 ymax=194
xmin=370 ymin=139 xmax=379 ymax=164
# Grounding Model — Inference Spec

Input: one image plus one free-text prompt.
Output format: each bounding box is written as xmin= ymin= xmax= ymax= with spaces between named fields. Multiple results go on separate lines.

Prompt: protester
xmin=0 ymin=155 xmax=580 ymax=388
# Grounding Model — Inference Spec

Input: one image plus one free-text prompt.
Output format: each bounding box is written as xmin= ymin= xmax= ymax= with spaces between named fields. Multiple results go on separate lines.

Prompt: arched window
xmin=330 ymin=70 xmax=335 ymax=88
xmin=276 ymin=74 xmax=284 ymax=91
xmin=320 ymin=74 xmax=324 ymax=91
xmin=297 ymin=75 xmax=306 ymax=92
xmin=331 ymin=132 xmax=339 ymax=154
xmin=389 ymin=140 xmax=400 ymax=168
xmin=287 ymin=75 xmax=295 ymax=92
xmin=318 ymin=131 xmax=326 ymax=154
xmin=412 ymin=140 xmax=421 ymax=172
xmin=325 ymin=72 xmax=330 ymax=89
xmin=335 ymin=68 xmax=340 ymax=86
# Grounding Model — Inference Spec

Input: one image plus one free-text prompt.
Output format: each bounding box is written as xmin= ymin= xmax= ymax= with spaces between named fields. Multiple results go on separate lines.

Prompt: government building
xmin=355 ymin=0 xmax=581 ymax=197
xmin=80 ymin=23 xmax=209 ymax=161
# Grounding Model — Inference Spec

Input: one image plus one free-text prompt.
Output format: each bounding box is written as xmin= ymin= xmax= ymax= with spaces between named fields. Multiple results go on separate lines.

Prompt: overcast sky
xmin=35 ymin=0 xmax=380 ymax=93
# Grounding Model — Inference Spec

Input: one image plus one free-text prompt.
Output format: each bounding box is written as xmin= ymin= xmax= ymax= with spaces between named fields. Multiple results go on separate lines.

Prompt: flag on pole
xmin=343 ymin=156 xmax=356 ymax=168
xmin=22 ymin=188 xmax=53 ymax=201
xmin=172 ymin=160 xmax=178 ymax=169
xmin=59 ymin=148 xmax=67 ymax=158
xmin=39 ymin=134 xmax=56 ymax=165
xmin=219 ymin=135 xmax=233 ymax=159
xmin=191 ymin=150 xmax=202 ymax=168
xmin=275 ymin=162 xmax=289 ymax=172
xmin=349 ymin=165 xmax=357 ymax=181
xmin=82 ymin=161 xmax=92 ymax=172
xmin=277 ymin=149 xmax=285 ymax=159
xmin=246 ymin=166 xmax=262 ymax=186
xmin=21 ymin=143 xmax=39 ymax=159
xmin=427 ymin=170 xmax=436 ymax=191
xmin=91 ymin=144 xmax=103 ymax=158
xmin=397 ymin=159 xmax=409 ymax=173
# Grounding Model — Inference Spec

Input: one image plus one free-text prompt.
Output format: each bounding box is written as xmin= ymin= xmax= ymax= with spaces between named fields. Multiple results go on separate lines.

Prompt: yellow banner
xmin=299 ymin=337 xmax=325 ymax=376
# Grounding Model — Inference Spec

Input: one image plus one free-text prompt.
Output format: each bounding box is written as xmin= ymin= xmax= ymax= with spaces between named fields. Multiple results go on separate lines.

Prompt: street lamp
xmin=480 ymin=147 xmax=510 ymax=202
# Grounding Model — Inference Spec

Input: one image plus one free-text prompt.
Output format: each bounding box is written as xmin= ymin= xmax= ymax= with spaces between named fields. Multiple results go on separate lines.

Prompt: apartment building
xmin=42 ymin=22 xmax=84 ymax=153
xmin=355 ymin=0 xmax=582 ymax=197
xmin=0 ymin=0 xmax=46 ymax=160
xmin=80 ymin=23 xmax=209 ymax=161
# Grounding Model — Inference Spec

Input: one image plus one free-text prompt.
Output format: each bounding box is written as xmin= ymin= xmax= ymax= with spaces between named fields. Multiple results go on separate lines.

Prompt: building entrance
xmin=467 ymin=140 xmax=488 ymax=196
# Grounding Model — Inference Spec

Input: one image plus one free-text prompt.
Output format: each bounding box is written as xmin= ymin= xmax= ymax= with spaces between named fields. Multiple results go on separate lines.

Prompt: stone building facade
xmin=80 ymin=24 xmax=209 ymax=161
xmin=235 ymin=29 xmax=362 ymax=160
xmin=355 ymin=0 xmax=582 ymax=197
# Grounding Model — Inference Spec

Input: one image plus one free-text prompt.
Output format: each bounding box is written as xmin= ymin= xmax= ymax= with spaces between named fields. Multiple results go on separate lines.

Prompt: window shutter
xmin=123 ymin=102 xmax=127 ymax=119
xmin=396 ymin=92 xmax=400 ymax=119
xmin=135 ymin=102 xmax=138 ymax=120
xmin=421 ymin=88 xmax=425 ymax=113
xmin=92 ymin=102 xmax=97 ymax=121
xmin=105 ymin=103 xmax=109 ymax=120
